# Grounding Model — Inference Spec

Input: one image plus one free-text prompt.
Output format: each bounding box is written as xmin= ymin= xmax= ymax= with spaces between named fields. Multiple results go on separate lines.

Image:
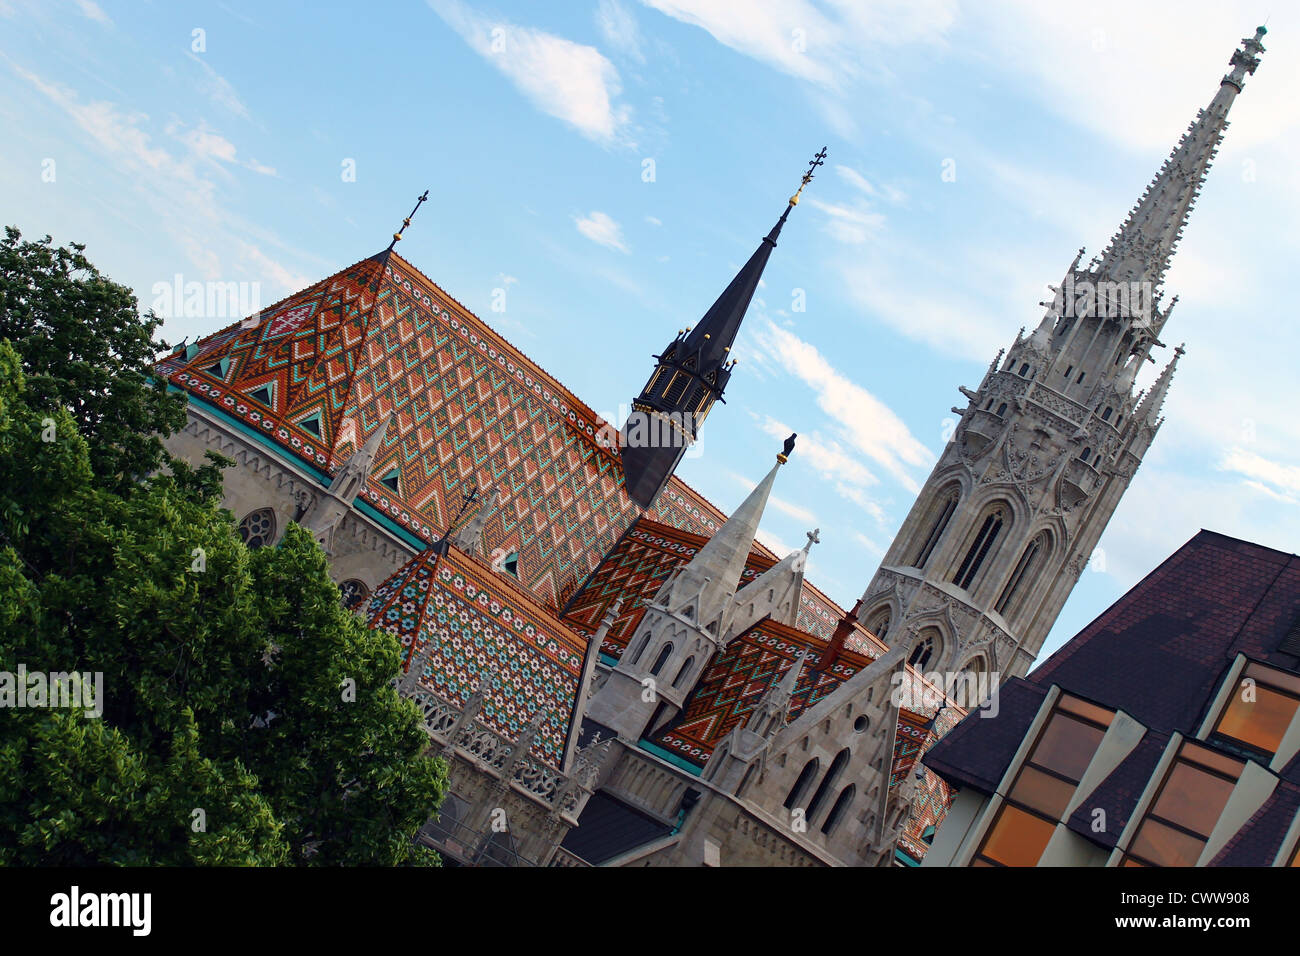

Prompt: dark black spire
xmin=620 ymin=149 xmax=825 ymax=510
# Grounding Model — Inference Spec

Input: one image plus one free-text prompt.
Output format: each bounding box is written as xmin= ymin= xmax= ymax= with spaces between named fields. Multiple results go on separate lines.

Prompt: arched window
xmin=672 ymin=656 xmax=695 ymax=688
xmin=339 ymin=578 xmax=370 ymax=610
xmin=996 ymin=402 xmax=1008 ymax=417
xmin=650 ymin=643 xmax=674 ymax=676
xmin=1101 ymin=406 xmax=1113 ymax=422
xmin=238 ymin=508 xmax=276 ymax=549
xmin=1019 ymin=362 xmax=1030 ymax=376
xmin=865 ymin=607 xmax=891 ymax=642
xmin=806 ymin=748 xmax=850 ymax=823
xmin=912 ymin=485 xmax=959 ymax=568
xmin=784 ymin=758 xmax=820 ymax=810
xmin=1080 ymin=447 xmax=1091 ymax=464
xmin=952 ymin=506 xmax=1006 ymax=590
xmin=822 ymin=784 xmax=857 ymax=835
xmin=909 ymin=629 xmax=937 ymax=670
xmin=995 ymin=531 xmax=1049 ymax=617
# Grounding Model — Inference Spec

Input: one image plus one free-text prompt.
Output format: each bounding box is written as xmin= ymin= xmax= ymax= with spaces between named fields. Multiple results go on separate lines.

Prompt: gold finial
xmin=789 ymin=147 xmax=827 ymax=206
xmin=387 ymin=189 xmax=430 ymax=252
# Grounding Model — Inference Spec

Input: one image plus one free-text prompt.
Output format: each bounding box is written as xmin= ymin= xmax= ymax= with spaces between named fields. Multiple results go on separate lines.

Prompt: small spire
xmin=1223 ymin=26 xmax=1267 ymax=91
xmin=1137 ymin=344 xmax=1185 ymax=424
xmin=386 ymin=190 xmax=430 ymax=252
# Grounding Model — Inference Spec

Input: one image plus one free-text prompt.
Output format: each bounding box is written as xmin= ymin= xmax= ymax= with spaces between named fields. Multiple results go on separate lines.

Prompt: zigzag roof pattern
xmin=364 ymin=542 xmax=589 ymax=770
xmin=156 ymin=248 xmax=846 ymax=612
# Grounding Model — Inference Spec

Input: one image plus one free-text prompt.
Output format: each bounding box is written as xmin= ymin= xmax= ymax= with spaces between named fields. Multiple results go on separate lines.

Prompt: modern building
xmin=922 ymin=530 xmax=1300 ymax=867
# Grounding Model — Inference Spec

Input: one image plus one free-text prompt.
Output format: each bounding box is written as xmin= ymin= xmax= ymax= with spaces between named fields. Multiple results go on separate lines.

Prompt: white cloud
xmin=807 ymin=197 xmax=885 ymax=244
xmin=188 ymin=53 xmax=250 ymax=120
xmin=73 ymin=0 xmax=110 ymax=24
xmin=574 ymin=210 xmax=630 ymax=253
xmin=645 ymin=215 xmax=662 ymax=226
xmin=1220 ymin=447 xmax=1300 ymax=503
xmin=597 ymin=0 xmax=646 ymax=63
xmin=753 ymin=319 xmax=936 ymax=494
xmin=642 ymin=0 xmax=957 ymax=88
xmin=429 ymin=0 xmax=633 ymax=146
xmin=837 ymin=164 xmax=906 ymax=205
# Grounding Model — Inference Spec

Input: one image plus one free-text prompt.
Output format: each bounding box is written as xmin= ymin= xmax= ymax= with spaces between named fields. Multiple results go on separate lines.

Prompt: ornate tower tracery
xmin=855 ymin=27 xmax=1267 ymax=681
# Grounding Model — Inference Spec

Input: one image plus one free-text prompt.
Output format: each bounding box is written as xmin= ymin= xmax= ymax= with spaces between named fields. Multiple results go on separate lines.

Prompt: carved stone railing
xmin=548 ymin=847 xmax=591 ymax=868
xmin=395 ymin=675 xmax=612 ymax=823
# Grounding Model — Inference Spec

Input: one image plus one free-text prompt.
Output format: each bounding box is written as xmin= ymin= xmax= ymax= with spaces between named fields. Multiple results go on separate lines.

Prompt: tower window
xmin=908 ymin=633 xmax=936 ymax=670
xmin=1064 ymin=365 xmax=1074 ymax=379
xmin=237 ymin=508 xmax=276 ymax=550
xmin=672 ymin=656 xmax=695 ymax=688
xmin=1019 ymin=363 xmax=1030 ymax=376
xmin=1077 ymin=371 xmax=1085 ymax=384
xmin=650 ymin=642 xmax=674 ymax=676
xmin=996 ymin=402 xmax=1008 ymax=417
xmin=995 ymin=532 xmax=1048 ymax=617
xmin=912 ymin=488 xmax=958 ymax=569
xmin=866 ymin=608 xmax=891 ymax=642
xmin=662 ymin=371 xmax=690 ymax=405
xmin=1101 ymin=407 xmax=1113 ymax=422
xmin=952 ymin=507 xmax=1005 ymax=591
xmin=1081 ymin=447 xmax=1091 ymax=464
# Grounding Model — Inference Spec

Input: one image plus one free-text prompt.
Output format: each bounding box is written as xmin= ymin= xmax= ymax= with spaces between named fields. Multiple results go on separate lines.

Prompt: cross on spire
xmin=789 ymin=147 xmax=827 ymax=206
xmin=387 ymin=189 xmax=430 ymax=252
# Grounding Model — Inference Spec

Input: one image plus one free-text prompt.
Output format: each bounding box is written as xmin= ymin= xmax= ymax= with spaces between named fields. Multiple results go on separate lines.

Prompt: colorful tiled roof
xmin=562 ymin=518 xmax=856 ymax=661
xmin=648 ymin=619 xmax=877 ymax=768
xmin=365 ymin=543 xmax=589 ymax=770
xmin=157 ymin=251 xmax=642 ymax=609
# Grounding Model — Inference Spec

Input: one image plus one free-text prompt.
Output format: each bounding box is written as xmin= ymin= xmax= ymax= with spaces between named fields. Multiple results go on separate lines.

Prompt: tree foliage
xmin=0 ymin=229 xmax=445 ymax=865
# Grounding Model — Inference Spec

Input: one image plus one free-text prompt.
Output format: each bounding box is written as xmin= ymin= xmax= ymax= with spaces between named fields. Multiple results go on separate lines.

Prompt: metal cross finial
xmin=805 ymin=528 xmax=821 ymax=550
xmin=789 ymin=147 xmax=827 ymax=206
xmin=387 ymin=189 xmax=430 ymax=251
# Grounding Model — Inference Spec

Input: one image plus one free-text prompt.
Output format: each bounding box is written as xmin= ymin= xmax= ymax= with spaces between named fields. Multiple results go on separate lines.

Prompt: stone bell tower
xmin=854 ymin=27 xmax=1268 ymax=682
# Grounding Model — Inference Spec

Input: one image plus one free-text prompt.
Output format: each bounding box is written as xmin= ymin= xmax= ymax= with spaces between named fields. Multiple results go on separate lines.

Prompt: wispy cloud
xmin=597 ymin=0 xmax=646 ymax=63
xmin=807 ymin=197 xmax=885 ymax=244
xmin=13 ymin=65 xmax=303 ymax=294
xmin=752 ymin=319 xmax=934 ymax=494
xmin=188 ymin=53 xmax=250 ymax=120
xmin=429 ymin=0 xmax=633 ymax=146
xmin=73 ymin=0 xmax=110 ymax=25
xmin=575 ymin=210 xmax=630 ymax=253
xmin=729 ymin=471 xmax=817 ymax=524
xmin=1220 ymin=448 xmax=1300 ymax=505
xmin=642 ymin=0 xmax=956 ymax=89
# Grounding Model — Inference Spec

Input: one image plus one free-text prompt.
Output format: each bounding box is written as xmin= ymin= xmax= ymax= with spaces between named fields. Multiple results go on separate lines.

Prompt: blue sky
xmin=2 ymin=0 xmax=1298 ymax=666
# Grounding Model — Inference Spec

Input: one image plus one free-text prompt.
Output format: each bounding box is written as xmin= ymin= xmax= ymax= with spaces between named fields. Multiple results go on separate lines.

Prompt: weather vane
xmin=789 ymin=147 xmax=827 ymax=206
xmin=388 ymin=189 xmax=430 ymax=251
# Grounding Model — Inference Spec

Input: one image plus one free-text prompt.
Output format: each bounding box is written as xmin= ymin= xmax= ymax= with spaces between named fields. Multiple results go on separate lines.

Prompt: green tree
xmin=0 ymin=231 xmax=445 ymax=865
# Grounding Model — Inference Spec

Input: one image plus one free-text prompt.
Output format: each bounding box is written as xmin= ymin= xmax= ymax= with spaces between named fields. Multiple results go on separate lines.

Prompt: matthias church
xmin=153 ymin=28 xmax=1268 ymax=866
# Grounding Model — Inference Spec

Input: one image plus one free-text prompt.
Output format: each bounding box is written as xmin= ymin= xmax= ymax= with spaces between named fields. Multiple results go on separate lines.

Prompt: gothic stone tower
xmin=855 ymin=27 xmax=1267 ymax=683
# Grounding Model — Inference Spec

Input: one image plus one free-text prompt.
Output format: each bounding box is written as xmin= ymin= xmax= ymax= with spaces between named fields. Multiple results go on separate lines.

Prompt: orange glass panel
xmin=1179 ymin=741 xmax=1243 ymax=779
xmin=1031 ymin=713 xmax=1105 ymax=781
xmin=978 ymin=803 xmax=1056 ymax=867
xmin=1121 ymin=857 xmax=1147 ymax=867
xmin=1129 ymin=818 xmax=1205 ymax=867
xmin=1215 ymin=684 xmax=1299 ymax=756
xmin=1057 ymin=695 xmax=1115 ymax=728
xmin=1151 ymin=761 xmax=1236 ymax=837
xmin=1010 ymin=765 xmax=1076 ymax=820
xmin=1290 ymin=844 xmax=1300 ymax=868
xmin=1244 ymin=661 xmax=1300 ymax=697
